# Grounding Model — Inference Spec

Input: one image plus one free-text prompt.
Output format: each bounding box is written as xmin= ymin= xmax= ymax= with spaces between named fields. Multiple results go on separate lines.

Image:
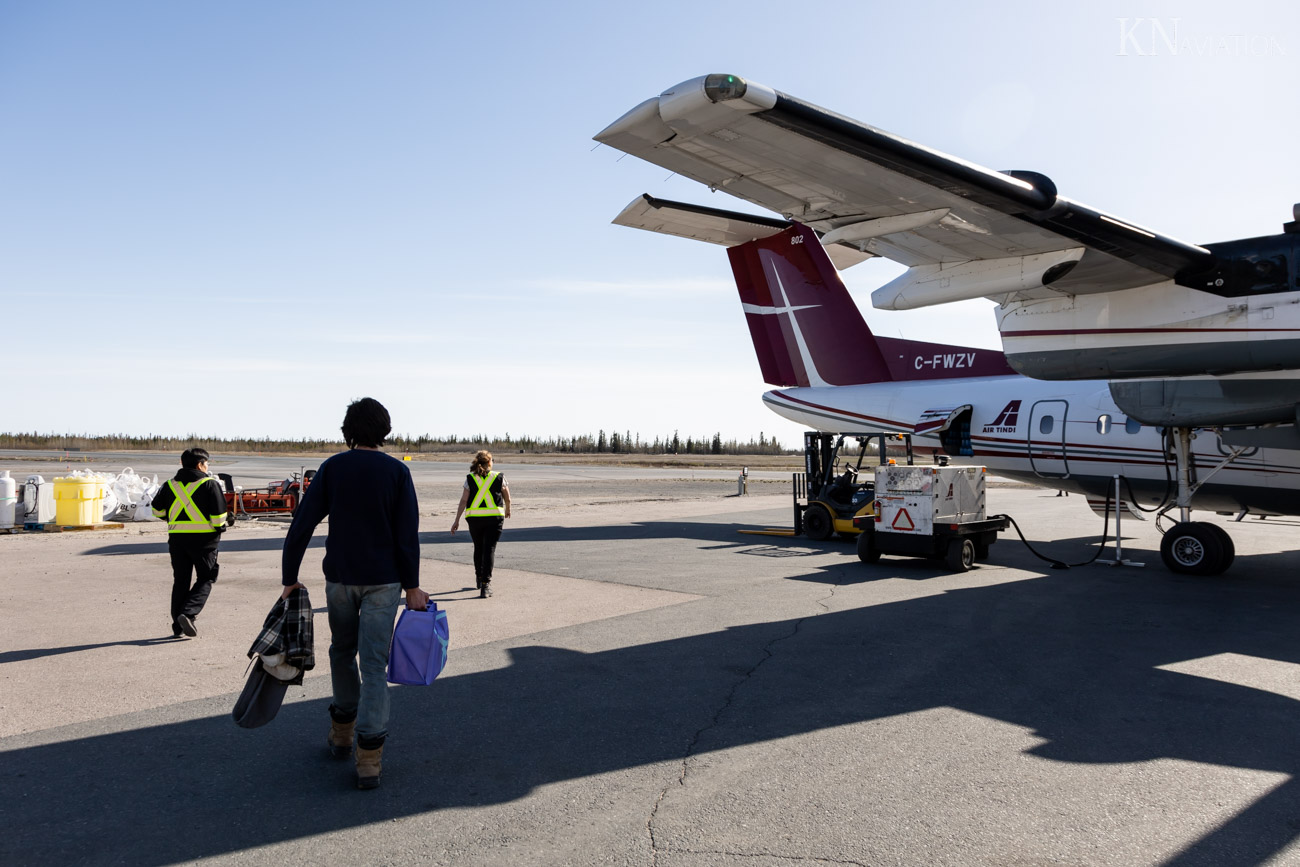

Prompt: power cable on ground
xmin=990 ymin=483 xmax=1118 ymax=570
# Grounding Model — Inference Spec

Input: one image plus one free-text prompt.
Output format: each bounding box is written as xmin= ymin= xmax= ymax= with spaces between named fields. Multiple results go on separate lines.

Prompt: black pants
xmin=467 ymin=517 xmax=504 ymax=583
xmin=169 ymin=534 xmax=220 ymax=626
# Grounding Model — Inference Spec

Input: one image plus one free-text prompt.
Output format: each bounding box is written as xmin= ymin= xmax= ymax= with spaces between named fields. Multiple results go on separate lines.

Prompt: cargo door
xmin=914 ymin=405 xmax=973 ymax=457
xmin=1028 ymin=400 xmax=1069 ymax=478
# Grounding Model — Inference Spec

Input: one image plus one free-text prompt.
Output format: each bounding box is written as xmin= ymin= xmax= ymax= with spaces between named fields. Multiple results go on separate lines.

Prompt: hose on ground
xmin=990 ymin=482 xmax=1116 ymax=570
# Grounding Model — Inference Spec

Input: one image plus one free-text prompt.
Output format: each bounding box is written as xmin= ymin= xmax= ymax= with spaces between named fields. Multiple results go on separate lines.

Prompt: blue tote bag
xmin=387 ymin=603 xmax=450 ymax=686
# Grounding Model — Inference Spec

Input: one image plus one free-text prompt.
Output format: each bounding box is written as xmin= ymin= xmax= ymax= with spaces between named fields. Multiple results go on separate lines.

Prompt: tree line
xmin=0 ymin=430 xmax=795 ymax=456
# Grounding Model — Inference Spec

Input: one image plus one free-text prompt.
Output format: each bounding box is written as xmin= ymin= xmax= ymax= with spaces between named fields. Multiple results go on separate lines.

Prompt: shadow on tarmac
xmin=83 ymin=518 xmax=774 ymax=558
xmin=5 ymin=547 xmax=1300 ymax=866
xmin=81 ymin=516 xmax=1133 ymax=559
xmin=0 ymin=636 xmax=184 ymax=665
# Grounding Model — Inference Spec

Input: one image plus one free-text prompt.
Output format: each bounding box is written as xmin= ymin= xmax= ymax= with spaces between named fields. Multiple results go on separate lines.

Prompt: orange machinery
xmin=218 ymin=469 xmax=315 ymax=518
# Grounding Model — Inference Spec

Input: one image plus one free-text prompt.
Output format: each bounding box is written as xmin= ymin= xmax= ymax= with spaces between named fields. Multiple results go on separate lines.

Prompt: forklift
xmin=794 ymin=431 xmax=914 ymax=541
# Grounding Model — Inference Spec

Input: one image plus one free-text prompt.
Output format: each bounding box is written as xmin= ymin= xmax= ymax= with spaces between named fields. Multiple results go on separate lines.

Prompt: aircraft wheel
xmin=1160 ymin=522 xmax=1227 ymax=575
xmin=803 ymin=504 xmax=834 ymax=541
xmin=856 ymin=528 xmax=881 ymax=563
xmin=1202 ymin=524 xmax=1236 ymax=575
xmin=945 ymin=538 xmax=975 ymax=572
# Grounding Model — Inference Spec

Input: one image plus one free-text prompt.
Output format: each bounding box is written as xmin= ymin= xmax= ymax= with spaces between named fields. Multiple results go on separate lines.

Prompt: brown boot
xmin=327 ymin=719 xmax=355 ymax=759
xmin=356 ymin=744 xmax=383 ymax=789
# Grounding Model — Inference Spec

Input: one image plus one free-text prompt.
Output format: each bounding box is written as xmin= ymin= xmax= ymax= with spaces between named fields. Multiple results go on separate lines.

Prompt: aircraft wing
xmin=612 ymin=194 xmax=789 ymax=247
xmin=595 ymin=75 xmax=1215 ymax=310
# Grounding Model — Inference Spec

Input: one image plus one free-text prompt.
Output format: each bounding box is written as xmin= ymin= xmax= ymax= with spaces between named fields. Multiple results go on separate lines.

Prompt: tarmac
xmin=2 ymin=455 xmax=1300 ymax=866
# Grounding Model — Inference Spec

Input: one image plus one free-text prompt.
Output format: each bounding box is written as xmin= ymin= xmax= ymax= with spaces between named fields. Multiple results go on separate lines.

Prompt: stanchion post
xmin=1107 ymin=473 xmax=1144 ymax=568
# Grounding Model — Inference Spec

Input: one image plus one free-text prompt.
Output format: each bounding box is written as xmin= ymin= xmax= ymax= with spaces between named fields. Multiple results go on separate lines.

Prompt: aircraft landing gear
xmin=1159 ymin=521 xmax=1235 ymax=575
xmin=1157 ymin=427 xmax=1240 ymax=576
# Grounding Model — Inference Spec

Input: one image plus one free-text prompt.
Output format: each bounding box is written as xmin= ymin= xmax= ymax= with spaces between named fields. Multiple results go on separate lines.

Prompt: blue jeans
xmin=325 ymin=581 xmax=401 ymax=747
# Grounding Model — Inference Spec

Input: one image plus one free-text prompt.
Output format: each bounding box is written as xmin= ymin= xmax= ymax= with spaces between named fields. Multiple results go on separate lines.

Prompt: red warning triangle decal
xmin=891 ymin=508 xmax=915 ymax=531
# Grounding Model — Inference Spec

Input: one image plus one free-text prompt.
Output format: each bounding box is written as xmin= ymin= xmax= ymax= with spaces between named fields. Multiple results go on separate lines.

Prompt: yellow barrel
xmin=53 ymin=475 xmax=106 ymax=526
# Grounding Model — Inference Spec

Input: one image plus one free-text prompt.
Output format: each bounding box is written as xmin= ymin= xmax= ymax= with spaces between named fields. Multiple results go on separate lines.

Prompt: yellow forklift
xmin=795 ymin=431 xmax=914 ymax=541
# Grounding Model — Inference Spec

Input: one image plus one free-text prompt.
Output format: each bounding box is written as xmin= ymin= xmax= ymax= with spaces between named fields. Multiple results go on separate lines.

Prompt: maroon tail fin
xmin=728 ymin=224 xmax=892 ymax=386
xmin=727 ymin=223 xmax=1017 ymax=385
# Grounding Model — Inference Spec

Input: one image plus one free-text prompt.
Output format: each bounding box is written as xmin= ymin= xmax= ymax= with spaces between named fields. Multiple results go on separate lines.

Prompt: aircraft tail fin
xmin=613 ymin=195 xmax=1017 ymax=387
xmin=728 ymin=224 xmax=894 ymax=387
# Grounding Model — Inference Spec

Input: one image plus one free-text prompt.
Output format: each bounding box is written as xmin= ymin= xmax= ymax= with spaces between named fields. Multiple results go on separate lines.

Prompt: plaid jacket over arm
xmin=248 ymin=587 xmax=315 ymax=679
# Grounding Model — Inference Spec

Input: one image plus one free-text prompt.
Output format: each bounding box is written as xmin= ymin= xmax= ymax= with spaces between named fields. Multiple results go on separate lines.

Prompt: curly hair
xmin=340 ymin=398 xmax=392 ymax=449
xmin=470 ymin=450 xmax=493 ymax=477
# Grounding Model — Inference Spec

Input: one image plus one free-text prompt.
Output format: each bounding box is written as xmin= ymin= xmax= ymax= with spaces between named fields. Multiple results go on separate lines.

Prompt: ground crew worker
xmin=151 ymin=447 xmax=227 ymax=638
xmin=450 ymin=450 xmax=511 ymax=597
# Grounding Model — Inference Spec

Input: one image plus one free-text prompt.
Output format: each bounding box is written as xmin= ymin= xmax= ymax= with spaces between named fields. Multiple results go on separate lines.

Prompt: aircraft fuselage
xmin=764 ymin=376 xmax=1300 ymax=516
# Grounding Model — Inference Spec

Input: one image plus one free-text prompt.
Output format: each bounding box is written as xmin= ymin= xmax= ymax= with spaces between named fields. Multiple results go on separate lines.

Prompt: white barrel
xmin=0 ymin=470 xmax=15 ymax=528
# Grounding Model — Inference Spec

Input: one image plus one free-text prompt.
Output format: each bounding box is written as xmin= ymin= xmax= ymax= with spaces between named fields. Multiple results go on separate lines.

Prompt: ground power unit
xmin=853 ymin=465 xmax=1009 ymax=571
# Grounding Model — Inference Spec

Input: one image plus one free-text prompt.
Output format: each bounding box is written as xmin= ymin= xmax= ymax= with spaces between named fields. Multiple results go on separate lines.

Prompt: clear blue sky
xmin=3 ymin=1 xmax=1297 ymax=447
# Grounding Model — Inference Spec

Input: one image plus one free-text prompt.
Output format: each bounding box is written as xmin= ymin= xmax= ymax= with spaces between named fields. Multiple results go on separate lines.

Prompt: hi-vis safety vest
xmin=465 ymin=471 xmax=505 ymax=517
xmin=156 ymin=478 xmax=228 ymax=534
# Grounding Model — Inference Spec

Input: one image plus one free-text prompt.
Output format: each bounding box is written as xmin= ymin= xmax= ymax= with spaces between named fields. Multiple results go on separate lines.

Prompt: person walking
xmin=450 ymin=450 xmax=510 ymax=598
xmin=151 ymin=447 xmax=227 ymax=638
xmin=279 ymin=397 xmax=430 ymax=790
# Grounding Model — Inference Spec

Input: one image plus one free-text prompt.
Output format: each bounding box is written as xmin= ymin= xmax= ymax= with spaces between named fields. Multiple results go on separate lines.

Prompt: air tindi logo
xmin=982 ymin=400 xmax=1021 ymax=433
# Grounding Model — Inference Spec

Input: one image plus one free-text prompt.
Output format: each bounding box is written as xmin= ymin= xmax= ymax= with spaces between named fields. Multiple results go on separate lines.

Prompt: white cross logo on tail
xmin=739 ymin=248 xmax=830 ymax=387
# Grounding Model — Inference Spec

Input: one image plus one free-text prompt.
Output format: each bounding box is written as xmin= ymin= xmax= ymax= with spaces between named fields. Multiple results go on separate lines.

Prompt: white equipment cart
xmin=852 ymin=465 xmax=1009 ymax=571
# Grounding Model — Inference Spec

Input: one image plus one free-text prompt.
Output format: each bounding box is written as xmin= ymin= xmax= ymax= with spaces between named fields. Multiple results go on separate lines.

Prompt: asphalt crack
xmin=647 ymin=578 xmax=845 ymax=865
xmin=653 ymin=848 xmax=870 ymax=866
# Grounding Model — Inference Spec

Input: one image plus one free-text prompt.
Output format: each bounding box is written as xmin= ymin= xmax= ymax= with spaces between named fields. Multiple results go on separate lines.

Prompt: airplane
xmin=594 ymin=74 xmax=1300 ymax=576
xmin=593 ymin=74 xmax=1300 ymax=394
xmin=603 ymin=193 xmax=1300 ymax=577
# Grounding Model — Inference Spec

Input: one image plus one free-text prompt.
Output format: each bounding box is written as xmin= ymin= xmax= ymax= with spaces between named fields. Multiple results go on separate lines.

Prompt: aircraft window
xmin=1039 ymin=415 xmax=1054 ymax=435
xmin=1199 ymin=236 xmax=1294 ymax=296
xmin=1225 ymin=251 xmax=1290 ymax=294
xmin=1096 ymin=414 xmax=1111 ymax=435
xmin=1125 ymin=417 xmax=1141 ymax=434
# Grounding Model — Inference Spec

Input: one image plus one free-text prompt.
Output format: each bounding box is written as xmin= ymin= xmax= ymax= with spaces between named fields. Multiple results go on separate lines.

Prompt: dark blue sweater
xmin=281 ymin=449 xmax=421 ymax=589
